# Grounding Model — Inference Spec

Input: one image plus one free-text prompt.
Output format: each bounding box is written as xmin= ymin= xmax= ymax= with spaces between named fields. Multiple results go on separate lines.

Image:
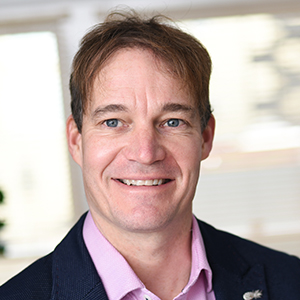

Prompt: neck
xmin=93 ymin=213 xmax=193 ymax=300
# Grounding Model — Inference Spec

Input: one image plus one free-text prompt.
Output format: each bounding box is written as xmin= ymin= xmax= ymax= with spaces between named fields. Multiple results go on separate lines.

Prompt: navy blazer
xmin=1 ymin=213 xmax=300 ymax=299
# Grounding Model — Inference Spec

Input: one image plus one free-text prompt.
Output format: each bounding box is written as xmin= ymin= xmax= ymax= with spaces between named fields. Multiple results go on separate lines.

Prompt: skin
xmin=67 ymin=48 xmax=215 ymax=300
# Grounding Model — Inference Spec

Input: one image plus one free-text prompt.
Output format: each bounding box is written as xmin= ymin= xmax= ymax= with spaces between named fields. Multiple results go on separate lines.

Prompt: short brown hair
xmin=70 ymin=10 xmax=212 ymax=132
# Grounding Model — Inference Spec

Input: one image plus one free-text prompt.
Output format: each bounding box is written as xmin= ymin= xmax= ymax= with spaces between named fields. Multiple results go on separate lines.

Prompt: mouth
xmin=116 ymin=179 xmax=172 ymax=186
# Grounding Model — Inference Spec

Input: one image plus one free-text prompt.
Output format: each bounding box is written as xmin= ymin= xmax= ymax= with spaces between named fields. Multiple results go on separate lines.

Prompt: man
xmin=1 ymin=10 xmax=300 ymax=300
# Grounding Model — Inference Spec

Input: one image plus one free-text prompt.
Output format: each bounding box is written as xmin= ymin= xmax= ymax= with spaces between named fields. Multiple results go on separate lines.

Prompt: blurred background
xmin=0 ymin=0 xmax=299 ymax=284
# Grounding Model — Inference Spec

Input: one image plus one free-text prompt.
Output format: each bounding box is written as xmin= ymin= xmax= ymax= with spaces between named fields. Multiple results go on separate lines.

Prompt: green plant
xmin=0 ymin=189 xmax=3 ymax=204
xmin=0 ymin=189 xmax=5 ymax=255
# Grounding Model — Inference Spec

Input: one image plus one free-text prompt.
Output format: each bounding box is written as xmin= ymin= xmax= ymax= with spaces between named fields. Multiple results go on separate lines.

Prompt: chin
xmin=114 ymin=209 xmax=174 ymax=233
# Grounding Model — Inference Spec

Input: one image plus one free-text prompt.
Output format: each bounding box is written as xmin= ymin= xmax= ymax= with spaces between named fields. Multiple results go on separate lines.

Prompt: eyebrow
xmin=162 ymin=103 xmax=196 ymax=116
xmin=91 ymin=102 xmax=196 ymax=119
xmin=91 ymin=104 xmax=128 ymax=119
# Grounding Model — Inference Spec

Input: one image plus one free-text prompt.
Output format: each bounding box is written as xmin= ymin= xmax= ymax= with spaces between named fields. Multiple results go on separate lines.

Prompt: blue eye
xmin=166 ymin=119 xmax=180 ymax=127
xmin=105 ymin=119 xmax=120 ymax=127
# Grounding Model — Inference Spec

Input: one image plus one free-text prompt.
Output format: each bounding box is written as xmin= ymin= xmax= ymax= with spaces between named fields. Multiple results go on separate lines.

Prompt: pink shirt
xmin=83 ymin=212 xmax=216 ymax=300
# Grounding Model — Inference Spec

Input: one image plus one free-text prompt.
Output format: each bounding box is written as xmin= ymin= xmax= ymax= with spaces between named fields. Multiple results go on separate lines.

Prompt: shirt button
xmin=144 ymin=295 xmax=152 ymax=300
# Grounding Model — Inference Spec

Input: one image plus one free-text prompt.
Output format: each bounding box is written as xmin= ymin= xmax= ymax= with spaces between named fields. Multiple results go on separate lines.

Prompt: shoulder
xmin=197 ymin=219 xmax=300 ymax=281
xmin=0 ymin=253 xmax=53 ymax=299
xmin=198 ymin=218 xmax=300 ymax=266
xmin=197 ymin=219 xmax=300 ymax=298
xmin=198 ymin=220 xmax=300 ymax=268
xmin=0 ymin=213 xmax=89 ymax=300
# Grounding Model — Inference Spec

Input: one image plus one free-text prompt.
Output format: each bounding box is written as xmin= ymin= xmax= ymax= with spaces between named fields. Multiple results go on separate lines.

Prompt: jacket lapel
xmin=198 ymin=219 xmax=269 ymax=300
xmin=211 ymin=263 xmax=268 ymax=300
xmin=51 ymin=213 xmax=109 ymax=300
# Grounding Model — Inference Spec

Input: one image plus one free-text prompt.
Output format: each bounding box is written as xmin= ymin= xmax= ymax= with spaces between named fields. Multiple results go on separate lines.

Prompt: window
xmin=182 ymin=14 xmax=300 ymax=257
xmin=0 ymin=31 xmax=73 ymax=258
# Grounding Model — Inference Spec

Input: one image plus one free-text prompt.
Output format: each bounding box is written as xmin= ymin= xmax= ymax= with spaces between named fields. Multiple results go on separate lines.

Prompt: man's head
xmin=67 ymin=10 xmax=215 ymax=235
xmin=69 ymin=10 xmax=212 ymax=133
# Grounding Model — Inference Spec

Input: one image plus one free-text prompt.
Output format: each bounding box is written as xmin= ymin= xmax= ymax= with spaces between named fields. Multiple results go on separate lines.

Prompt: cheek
xmin=172 ymin=138 xmax=202 ymax=168
xmin=177 ymin=142 xmax=202 ymax=188
xmin=82 ymin=135 xmax=123 ymax=175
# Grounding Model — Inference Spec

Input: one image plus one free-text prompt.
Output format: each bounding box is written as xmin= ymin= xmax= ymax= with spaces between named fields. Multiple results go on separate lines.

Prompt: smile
xmin=117 ymin=179 xmax=171 ymax=186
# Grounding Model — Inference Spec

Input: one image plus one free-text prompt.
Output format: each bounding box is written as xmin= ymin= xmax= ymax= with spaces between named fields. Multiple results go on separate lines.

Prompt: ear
xmin=66 ymin=115 xmax=83 ymax=167
xmin=201 ymin=115 xmax=215 ymax=161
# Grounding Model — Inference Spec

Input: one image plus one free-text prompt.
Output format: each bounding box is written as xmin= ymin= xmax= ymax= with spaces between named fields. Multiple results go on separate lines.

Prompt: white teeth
xmin=120 ymin=179 xmax=168 ymax=186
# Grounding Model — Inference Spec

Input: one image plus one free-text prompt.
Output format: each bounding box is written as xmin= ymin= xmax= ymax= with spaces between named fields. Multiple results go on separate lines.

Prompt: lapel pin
xmin=243 ymin=290 xmax=263 ymax=300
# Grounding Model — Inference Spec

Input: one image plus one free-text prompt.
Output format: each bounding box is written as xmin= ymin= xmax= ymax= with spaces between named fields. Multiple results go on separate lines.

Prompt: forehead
xmin=97 ymin=48 xmax=176 ymax=86
xmin=88 ymin=48 xmax=193 ymax=110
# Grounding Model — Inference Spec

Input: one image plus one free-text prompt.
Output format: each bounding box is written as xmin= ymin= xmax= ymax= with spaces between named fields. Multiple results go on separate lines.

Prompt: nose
xmin=123 ymin=126 xmax=166 ymax=165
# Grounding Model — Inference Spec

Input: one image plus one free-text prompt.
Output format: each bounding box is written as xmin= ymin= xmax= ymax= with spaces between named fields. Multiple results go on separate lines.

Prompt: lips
xmin=117 ymin=179 xmax=171 ymax=186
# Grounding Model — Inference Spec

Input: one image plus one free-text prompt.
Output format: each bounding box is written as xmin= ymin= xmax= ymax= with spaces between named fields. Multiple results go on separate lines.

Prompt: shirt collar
xmin=83 ymin=212 xmax=213 ymax=300
xmin=83 ymin=212 xmax=144 ymax=300
xmin=187 ymin=216 xmax=213 ymax=293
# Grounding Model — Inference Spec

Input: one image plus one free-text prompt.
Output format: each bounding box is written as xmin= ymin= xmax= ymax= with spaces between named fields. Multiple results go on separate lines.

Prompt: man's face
xmin=67 ymin=48 xmax=214 ymax=234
